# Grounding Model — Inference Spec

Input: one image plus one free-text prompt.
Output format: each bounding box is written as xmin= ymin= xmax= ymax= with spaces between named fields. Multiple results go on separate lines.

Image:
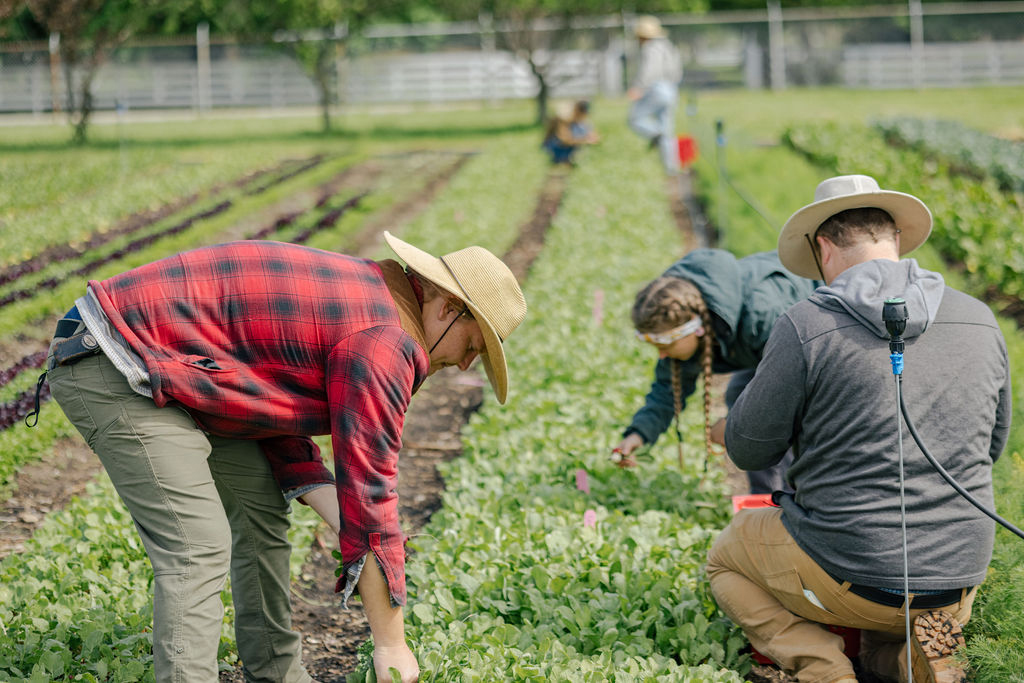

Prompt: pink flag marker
xmin=583 ymin=509 xmax=597 ymax=528
xmin=575 ymin=468 xmax=590 ymax=494
xmin=592 ymin=289 xmax=605 ymax=327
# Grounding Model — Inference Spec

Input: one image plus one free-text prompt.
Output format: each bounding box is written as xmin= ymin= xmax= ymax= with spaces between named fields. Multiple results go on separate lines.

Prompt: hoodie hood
xmin=662 ymin=249 xmax=745 ymax=334
xmin=810 ymin=259 xmax=945 ymax=339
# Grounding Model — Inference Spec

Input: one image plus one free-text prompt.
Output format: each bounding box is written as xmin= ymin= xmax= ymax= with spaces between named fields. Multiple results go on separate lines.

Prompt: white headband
xmin=635 ymin=316 xmax=704 ymax=345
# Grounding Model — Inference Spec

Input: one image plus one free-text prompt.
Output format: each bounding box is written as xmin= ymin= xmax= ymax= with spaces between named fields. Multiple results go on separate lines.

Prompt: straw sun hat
xmin=778 ymin=174 xmax=933 ymax=280
xmin=633 ymin=16 xmax=666 ymax=40
xmin=383 ymin=231 xmax=526 ymax=404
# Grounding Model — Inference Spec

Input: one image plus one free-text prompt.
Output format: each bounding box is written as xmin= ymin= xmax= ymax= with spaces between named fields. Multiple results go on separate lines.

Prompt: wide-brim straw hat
xmin=383 ymin=231 xmax=526 ymax=404
xmin=553 ymin=101 xmax=575 ymax=123
xmin=778 ymin=174 xmax=933 ymax=280
xmin=633 ymin=16 xmax=666 ymax=40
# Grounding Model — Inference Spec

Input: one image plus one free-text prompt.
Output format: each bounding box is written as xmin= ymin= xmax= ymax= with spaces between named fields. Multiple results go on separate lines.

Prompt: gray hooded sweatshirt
xmin=725 ymin=258 xmax=1011 ymax=590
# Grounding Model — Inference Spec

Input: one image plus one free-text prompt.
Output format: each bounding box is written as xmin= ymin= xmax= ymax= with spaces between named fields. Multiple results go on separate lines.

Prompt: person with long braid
xmin=613 ymin=248 xmax=819 ymax=494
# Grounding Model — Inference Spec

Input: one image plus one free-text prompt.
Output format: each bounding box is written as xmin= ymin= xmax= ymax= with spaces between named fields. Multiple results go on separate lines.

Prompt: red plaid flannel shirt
xmin=90 ymin=241 xmax=430 ymax=606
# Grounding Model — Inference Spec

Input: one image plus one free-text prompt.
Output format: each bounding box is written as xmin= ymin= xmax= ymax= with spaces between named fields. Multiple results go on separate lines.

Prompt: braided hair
xmin=632 ymin=276 xmax=717 ymax=464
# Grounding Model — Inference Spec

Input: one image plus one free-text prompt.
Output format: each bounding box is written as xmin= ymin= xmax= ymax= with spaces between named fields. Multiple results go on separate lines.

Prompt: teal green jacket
xmin=625 ymin=249 xmax=820 ymax=445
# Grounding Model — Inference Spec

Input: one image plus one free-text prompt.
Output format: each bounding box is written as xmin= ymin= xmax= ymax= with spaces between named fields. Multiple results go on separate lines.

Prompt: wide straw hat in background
xmin=633 ymin=15 xmax=666 ymax=40
xmin=553 ymin=101 xmax=575 ymax=123
xmin=383 ymin=231 xmax=526 ymax=404
xmin=778 ymin=174 xmax=933 ymax=280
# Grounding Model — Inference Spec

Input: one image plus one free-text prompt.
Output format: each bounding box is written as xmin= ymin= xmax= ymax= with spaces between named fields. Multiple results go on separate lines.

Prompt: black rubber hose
xmin=899 ymin=376 xmax=1024 ymax=541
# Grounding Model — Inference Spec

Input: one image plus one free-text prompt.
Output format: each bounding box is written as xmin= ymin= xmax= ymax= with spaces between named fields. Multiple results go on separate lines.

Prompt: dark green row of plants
xmin=874 ymin=117 xmax=1024 ymax=195
xmin=785 ymin=122 xmax=1024 ymax=301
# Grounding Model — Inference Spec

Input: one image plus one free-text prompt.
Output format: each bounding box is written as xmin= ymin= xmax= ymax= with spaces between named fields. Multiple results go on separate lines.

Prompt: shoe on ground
xmin=910 ymin=610 xmax=967 ymax=683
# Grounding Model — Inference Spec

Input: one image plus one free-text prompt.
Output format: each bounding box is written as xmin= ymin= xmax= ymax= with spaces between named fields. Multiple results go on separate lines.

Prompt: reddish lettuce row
xmin=0 ymin=350 xmax=47 ymax=390
xmin=0 ymin=199 xmax=193 ymax=289
xmin=0 ymin=153 xmax=463 ymax=434
xmin=290 ymin=193 xmax=367 ymax=244
xmin=0 ymin=201 xmax=234 ymax=311
xmin=0 ymin=383 xmax=48 ymax=431
xmin=0 ymin=156 xmax=346 ymax=312
xmin=0 ymin=349 xmax=49 ymax=431
xmin=0 ymin=156 xmax=322 ymax=292
xmin=246 ymin=156 xmax=325 ymax=195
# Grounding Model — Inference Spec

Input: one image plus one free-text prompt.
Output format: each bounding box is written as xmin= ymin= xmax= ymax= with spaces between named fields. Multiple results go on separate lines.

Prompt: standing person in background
xmin=710 ymin=175 xmax=1010 ymax=683
xmin=40 ymin=233 xmax=527 ymax=683
xmin=627 ymin=15 xmax=683 ymax=175
xmin=613 ymin=248 xmax=819 ymax=494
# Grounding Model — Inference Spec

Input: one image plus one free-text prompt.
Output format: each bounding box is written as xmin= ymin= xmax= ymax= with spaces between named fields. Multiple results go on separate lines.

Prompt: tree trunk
xmin=315 ymin=45 xmax=333 ymax=133
xmin=71 ymin=86 xmax=92 ymax=144
xmin=527 ymin=55 xmax=549 ymax=126
xmin=71 ymin=59 xmax=100 ymax=145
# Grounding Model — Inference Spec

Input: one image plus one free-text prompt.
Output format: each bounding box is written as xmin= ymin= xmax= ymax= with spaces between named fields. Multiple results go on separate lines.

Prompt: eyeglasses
xmin=635 ymin=316 xmax=704 ymax=345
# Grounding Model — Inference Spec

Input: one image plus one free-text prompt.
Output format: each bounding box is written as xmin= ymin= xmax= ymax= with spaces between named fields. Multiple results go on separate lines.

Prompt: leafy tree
xmin=0 ymin=1 xmax=39 ymax=39
xmin=18 ymin=0 xmax=173 ymax=144
xmin=0 ymin=0 xmax=24 ymax=24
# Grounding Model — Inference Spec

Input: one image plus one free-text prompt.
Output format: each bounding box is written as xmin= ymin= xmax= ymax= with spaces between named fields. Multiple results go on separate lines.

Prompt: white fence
xmin=339 ymin=50 xmax=615 ymax=105
xmin=842 ymin=40 xmax=1024 ymax=88
xmin=1 ymin=3 xmax=1024 ymax=114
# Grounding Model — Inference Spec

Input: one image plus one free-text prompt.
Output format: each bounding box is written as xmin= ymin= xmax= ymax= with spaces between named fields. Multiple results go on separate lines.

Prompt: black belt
xmin=48 ymin=305 xmax=102 ymax=371
xmin=26 ymin=306 xmax=102 ymax=428
xmin=842 ymin=581 xmax=968 ymax=609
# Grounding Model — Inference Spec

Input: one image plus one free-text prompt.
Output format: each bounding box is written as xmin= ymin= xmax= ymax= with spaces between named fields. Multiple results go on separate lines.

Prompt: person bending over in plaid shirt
xmin=41 ymin=231 xmax=526 ymax=683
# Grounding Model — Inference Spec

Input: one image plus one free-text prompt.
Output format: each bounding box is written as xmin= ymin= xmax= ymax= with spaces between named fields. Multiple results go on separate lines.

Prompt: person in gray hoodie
xmin=708 ymin=175 xmax=1011 ymax=683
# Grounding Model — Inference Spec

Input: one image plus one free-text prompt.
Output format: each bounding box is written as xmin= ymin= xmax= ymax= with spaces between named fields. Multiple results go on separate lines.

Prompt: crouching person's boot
xmin=905 ymin=610 xmax=968 ymax=683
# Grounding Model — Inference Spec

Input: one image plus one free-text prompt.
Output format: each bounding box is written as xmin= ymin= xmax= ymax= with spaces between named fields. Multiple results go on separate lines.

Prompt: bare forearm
xmin=358 ymin=556 xmax=406 ymax=646
xmin=359 ymin=556 xmax=420 ymax=681
xmin=300 ymin=485 xmax=340 ymax=535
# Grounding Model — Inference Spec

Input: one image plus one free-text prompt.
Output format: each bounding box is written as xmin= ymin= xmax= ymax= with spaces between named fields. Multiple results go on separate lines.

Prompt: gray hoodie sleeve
xmin=990 ymin=339 xmax=1012 ymax=464
xmin=725 ymin=314 xmax=807 ymax=470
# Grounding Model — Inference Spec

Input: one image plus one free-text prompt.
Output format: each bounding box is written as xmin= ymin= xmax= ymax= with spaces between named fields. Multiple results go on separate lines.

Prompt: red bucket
xmin=731 ymin=493 xmax=776 ymax=513
xmin=731 ymin=494 xmax=862 ymax=666
xmin=677 ymin=135 xmax=699 ymax=166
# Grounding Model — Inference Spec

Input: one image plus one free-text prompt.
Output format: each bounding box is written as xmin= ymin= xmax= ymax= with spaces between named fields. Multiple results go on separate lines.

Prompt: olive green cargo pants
xmin=48 ymin=346 xmax=313 ymax=683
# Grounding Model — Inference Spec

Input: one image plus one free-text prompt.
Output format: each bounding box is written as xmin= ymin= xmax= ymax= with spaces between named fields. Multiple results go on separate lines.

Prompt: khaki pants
xmin=48 ymin=349 xmax=312 ymax=683
xmin=706 ymin=507 xmax=975 ymax=683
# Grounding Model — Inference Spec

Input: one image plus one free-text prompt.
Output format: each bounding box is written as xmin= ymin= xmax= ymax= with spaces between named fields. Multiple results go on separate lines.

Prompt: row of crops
xmin=2 ymin=96 xmax=1024 ymax=682
xmin=785 ymin=120 xmax=1024 ymax=300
